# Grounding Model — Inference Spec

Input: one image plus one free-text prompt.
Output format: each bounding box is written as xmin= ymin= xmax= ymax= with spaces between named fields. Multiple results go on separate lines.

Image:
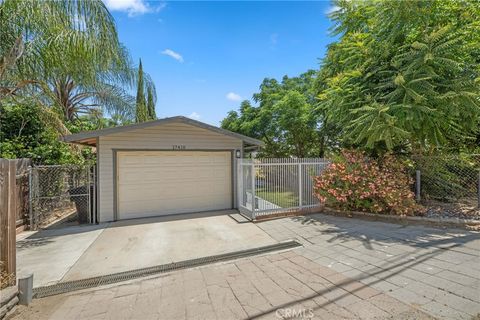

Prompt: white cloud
xmin=226 ymin=92 xmax=242 ymax=102
xmin=161 ymin=49 xmax=184 ymax=63
xmin=188 ymin=112 xmax=201 ymax=120
xmin=103 ymin=0 xmax=166 ymax=17
xmin=155 ymin=2 xmax=167 ymax=13
xmin=325 ymin=5 xmax=341 ymax=15
xmin=270 ymin=33 xmax=278 ymax=45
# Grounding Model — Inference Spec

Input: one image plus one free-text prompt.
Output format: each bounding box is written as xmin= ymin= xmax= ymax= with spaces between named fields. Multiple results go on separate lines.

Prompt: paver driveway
xmin=13 ymin=213 xmax=480 ymax=319
xmin=257 ymin=214 xmax=480 ymax=319
xmin=13 ymin=250 xmax=432 ymax=320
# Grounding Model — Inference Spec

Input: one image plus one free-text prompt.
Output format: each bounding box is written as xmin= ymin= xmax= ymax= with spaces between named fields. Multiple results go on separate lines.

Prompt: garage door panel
xmin=122 ymin=171 xmax=228 ymax=183
xmin=117 ymin=151 xmax=232 ymax=220
xmin=119 ymin=196 xmax=231 ymax=216
xmin=120 ymin=176 xmax=227 ymax=188
xmin=119 ymin=161 xmax=229 ymax=169
xmin=120 ymin=165 xmax=229 ymax=181
xmin=119 ymin=152 xmax=230 ymax=165
xmin=119 ymin=182 xmax=230 ymax=200
xmin=120 ymin=192 xmax=231 ymax=206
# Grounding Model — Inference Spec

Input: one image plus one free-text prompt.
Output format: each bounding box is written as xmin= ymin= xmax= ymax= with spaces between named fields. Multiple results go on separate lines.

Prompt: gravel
xmin=420 ymin=200 xmax=480 ymax=221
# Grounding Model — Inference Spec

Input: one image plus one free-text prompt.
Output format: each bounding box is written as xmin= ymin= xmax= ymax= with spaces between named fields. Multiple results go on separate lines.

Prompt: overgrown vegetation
xmin=415 ymin=155 xmax=480 ymax=202
xmin=319 ymin=0 xmax=480 ymax=154
xmin=223 ymin=0 xmax=480 ymax=157
xmin=0 ymin=98 xmax=90 ymax=164
xmin=313 ymin=150 xmax=421 ymax=215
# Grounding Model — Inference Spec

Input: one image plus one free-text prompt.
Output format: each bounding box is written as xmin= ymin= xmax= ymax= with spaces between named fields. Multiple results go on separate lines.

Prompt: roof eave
xmin=62 ymin=116 xmax=264 ymax=147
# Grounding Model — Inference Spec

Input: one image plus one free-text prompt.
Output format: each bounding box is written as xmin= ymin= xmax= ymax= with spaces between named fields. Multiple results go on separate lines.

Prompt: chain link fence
xmin=29 ymin=164 xmax=95 ymax=229
xmin=414 ymin=154 xmax=480 ymax=219
xmin=14 ymin=159 xmax=31 ymax=228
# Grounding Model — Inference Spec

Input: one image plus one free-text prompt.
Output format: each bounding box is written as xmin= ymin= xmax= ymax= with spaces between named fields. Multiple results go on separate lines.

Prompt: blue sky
xmin=105 ymin=1 xmax=337 ymax=125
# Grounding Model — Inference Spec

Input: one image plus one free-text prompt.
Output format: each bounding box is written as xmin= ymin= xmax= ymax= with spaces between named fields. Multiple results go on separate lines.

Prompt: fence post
xmin=236 ymin=161 xmax=241 ymax=209
xmin=298 ymin=163 xmax=303 ymax=208
xmin=251 ymin=162 xmax=256 ymax=219
xmin=28 ymin=166 xmax=33 ymax=230
xmin=415 ymin=170 xmax=421 ymax=202
xmin=92 ymin=165 xmax=97 ymax=224
xmin=18 ymin=274 xmax=33 ymax=305
xmin=477 ymin=170 xmax=480 ymax=209
xmin=0 ymin=160 xmax=17 ymax=285
xmin=87 ymin=165 xmax=91 ymax=224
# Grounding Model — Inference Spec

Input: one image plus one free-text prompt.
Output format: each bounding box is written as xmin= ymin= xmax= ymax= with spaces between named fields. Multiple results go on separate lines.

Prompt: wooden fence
xmin=0 ymin=158 xmax=30 ymax=286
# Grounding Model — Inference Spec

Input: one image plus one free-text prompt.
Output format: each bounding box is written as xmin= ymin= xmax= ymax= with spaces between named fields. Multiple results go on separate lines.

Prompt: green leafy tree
xmin=319 ymin=0 xmax=480 ymax=155
xmin=222 ymin=71 xmax=326 ymax=157
xmin=135 ymin=60 xmax=148 ymax=122
xmin=273 ymin=91 xmax=318 ymax=157
xmin=0 ymin=99 xmax=86 ymax=164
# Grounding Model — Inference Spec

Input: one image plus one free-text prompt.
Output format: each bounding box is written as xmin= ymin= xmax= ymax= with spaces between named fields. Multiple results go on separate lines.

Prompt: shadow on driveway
xmin=291 ymin=214 xmax=479 ymax=251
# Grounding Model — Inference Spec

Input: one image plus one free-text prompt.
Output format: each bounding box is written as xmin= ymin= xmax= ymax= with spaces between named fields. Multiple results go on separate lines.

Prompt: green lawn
xmin=256 ymin=188 xmax=298 ymax=208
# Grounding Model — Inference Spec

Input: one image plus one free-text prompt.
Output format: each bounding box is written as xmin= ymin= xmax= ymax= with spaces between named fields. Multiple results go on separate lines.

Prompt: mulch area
xmin=420 ymin=199 xmax=480 ymax=221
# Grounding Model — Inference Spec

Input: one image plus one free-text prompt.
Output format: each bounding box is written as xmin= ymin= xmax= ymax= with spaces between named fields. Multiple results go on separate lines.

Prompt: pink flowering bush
xmin=314 ymin=150 xmax=421 ymax=216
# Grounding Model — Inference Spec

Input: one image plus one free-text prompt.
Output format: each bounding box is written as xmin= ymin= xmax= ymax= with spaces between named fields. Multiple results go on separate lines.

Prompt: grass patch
xmin=256 ymin=188 xmax=298 ymax=208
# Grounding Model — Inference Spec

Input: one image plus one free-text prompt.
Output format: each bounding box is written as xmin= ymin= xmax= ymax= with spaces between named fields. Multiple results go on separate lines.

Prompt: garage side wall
xmin=98 ymin=123 xmax=243 ymax=222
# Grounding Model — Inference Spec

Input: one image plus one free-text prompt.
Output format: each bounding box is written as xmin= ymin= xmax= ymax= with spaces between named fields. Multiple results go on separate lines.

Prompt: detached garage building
xmin=63 ymin=116 xmax=262 ymax=222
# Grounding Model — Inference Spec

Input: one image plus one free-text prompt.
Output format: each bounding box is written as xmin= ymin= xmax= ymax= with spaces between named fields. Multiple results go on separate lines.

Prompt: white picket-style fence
xmin=237 ymin=158 xmax=330 ymax=220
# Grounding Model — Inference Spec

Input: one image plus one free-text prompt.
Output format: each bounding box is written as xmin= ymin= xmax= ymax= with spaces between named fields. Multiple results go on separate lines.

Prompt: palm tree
xmin=1 ymin=0 xmax=123 ymax=91
xmin=48 ymin=75 xmax=136 ymax=122
xmin=0 ymin=0 xmax=156 ymax=129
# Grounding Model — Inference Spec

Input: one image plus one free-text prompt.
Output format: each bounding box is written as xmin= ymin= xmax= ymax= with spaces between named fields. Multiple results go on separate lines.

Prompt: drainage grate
xmin=33 ymin=240 xmax=301 ymax=298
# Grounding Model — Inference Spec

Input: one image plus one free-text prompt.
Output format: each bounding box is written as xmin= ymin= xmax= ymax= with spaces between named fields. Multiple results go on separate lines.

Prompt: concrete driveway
xmin=16 ymin=225 xmax=105 ymax=287
xmin=14 ymin=213 xmax=479 ymax=319
xmin=16 ymin=210 xmax=277 ymax=287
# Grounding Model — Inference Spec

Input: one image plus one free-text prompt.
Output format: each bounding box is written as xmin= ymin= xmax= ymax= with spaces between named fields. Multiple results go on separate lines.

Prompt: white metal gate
xmin=238 ymin=158 xmax=329 ymax=220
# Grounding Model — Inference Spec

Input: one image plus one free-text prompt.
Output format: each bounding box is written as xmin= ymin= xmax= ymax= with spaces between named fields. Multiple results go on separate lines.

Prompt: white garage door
xmin=117 ymin=151 xmax=232 ymax=220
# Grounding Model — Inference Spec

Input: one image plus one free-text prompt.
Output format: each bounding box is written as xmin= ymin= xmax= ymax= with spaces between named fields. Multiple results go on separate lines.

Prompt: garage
xmin=117 ymin=150 xmax=232 ymax=220
xmin=62 ymin=116 xmax=263 ymax=222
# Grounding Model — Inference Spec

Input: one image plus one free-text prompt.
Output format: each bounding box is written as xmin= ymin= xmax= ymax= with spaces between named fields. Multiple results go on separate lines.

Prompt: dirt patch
xmin=319 ymin=207 xmax=480 ymax=230
xmin=421 ymin=199 xmax=479 ymax=221
xmin=0 ymin=262 xmax=15 ymax=290
xmin=9 ymin=294 xmax=67 ymax=320
xmin=37 ymin=207 xmax=77 ymax=229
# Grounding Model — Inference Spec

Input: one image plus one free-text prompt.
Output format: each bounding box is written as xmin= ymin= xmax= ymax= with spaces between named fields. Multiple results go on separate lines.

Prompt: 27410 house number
xmin=172 ymin=145 xmax=186 ymax=150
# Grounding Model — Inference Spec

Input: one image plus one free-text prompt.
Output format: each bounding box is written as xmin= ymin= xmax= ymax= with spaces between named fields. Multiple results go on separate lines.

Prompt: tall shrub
xmin=147 ymin=87 xmax=156 ymax=120
xmin=314 ymin=150 xmax=420 ymax=215
xmin=135 ymin=60 xmax=148 ymax=123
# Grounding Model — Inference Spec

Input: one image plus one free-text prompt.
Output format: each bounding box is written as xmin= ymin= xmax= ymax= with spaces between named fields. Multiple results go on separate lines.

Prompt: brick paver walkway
xmin=13 ymin=250 xmax=431 ymax=320
xmin=258 ymin=214 xmax=480 ymax=320
xmin=12 ymin=214 xmax=480 ymax=320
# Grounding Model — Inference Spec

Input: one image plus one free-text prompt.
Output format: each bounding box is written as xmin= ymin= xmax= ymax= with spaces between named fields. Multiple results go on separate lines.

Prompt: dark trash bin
xmin=68 ymin=184 xmax=94 ymax=224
